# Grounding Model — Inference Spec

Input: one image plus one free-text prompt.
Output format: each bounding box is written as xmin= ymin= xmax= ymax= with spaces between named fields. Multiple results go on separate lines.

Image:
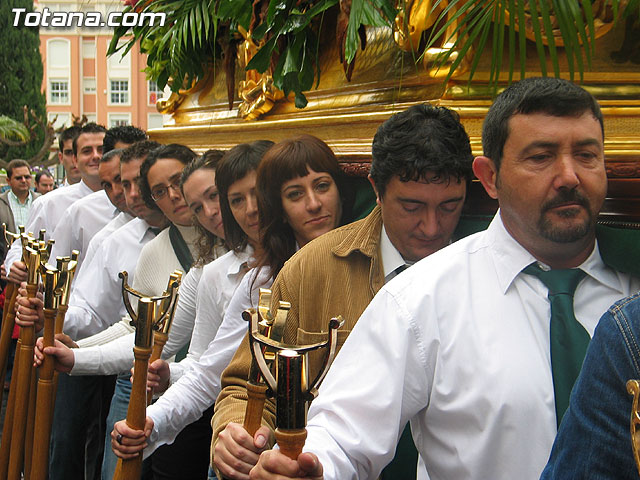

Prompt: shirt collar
xmin=8 ymin=190 xmax=31 ymax=205
xmin=228 ymin=245 xmax=253 ymax=277
xmin=380 ymin=225 xmax=407 ymax=280
xmin=489 ymin=210 xmax=624 ymax=295
xmin=77 ymin=180 xmax=93 ymax=196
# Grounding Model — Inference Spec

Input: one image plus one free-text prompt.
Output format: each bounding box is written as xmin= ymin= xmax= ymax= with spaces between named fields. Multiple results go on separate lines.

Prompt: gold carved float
xmin=149 ymin=2 xmax=640 ymax=221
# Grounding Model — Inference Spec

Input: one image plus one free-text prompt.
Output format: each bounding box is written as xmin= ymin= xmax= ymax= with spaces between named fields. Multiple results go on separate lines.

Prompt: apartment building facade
xmin=36 ymin=0 xmax=165 ymax=132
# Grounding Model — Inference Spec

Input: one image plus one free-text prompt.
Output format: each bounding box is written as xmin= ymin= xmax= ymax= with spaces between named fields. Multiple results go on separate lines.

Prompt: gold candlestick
xmin=248 ymin=310 xmax=342 ymax=459
xmin=113 ymin=270 xmax=181 ymax=480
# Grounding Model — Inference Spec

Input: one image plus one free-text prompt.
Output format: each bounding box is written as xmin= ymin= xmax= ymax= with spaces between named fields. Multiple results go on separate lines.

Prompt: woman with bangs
xmin=111 ymin=135 xmax=347 ymax=478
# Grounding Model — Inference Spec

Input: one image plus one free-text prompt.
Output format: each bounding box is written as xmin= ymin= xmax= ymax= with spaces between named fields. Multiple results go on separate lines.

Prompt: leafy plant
xmin=423 ymin=0 xmax=640 ymax=87
xmin=109 ymin=0 xmax=640 ymax=111
xmin=0 ymin=115 xmax=30 ymax=143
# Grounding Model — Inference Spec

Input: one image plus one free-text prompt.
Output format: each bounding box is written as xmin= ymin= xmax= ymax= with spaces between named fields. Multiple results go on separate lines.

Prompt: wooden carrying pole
xmin=7 ymin=241 xmax=42 ymax=480
xmin=0 ymin=229 xmax=33 ymax=478
xmin=29 ymin=265 xmax=60 ymax=480
xmin=51 ymin=252 xmax=79 ymax=398
xmin=0 ymin=225 xmax=24 ymax=408
xmin=7 ymin=282 xmax=39 ymax=479
xmin=113 ymin=298 xmax=154 ymax=480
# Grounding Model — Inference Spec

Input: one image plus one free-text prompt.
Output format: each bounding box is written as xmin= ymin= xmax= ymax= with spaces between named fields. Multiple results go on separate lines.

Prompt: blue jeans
xmin=49 ymin=373 xmax=115 ymax=480
xmin=101 ymin=374 xmax=132 ymax=480
xmin=541 ymin=291 xmax=640 ymax=479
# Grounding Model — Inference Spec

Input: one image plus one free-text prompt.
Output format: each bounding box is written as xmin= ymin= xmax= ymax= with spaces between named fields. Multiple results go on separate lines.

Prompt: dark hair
xmin=100 ymin=148 xmax=123 ymax=164
xmin=35 ymin=170 xmax=54 ymax=184
xmin=255 ymin=135 xmax=345 ymax=279
xmin=6 ymin=159 xmax=30 ymax=179
xmin=139 ymin=144 xmax=197 ymax=209
xmin=216 ymin=141 xmax=274 ymax=252
xmin=103 ymin=125 xmax=147 ymax=154
xmin=180 ymin=150 xmax=227 ymax=266
xmin=482 ymin=77 xmax=604 ymax=170
xmin=58 ymin=126 xmax=81 ymax=151
xmin=120 ymin=140 xmax=161 ymax=164
xmin=180 ymin=149 xmax=225 ymax=188
xmin=72 ymin=123 xmax=107 ymax=155
xmin=370 ymin=104 xmax=473 ymax=198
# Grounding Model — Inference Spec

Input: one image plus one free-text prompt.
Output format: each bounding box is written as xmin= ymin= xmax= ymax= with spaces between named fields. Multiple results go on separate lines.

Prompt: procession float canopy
xmin=111 ymin=0 xmax=640 ymax=222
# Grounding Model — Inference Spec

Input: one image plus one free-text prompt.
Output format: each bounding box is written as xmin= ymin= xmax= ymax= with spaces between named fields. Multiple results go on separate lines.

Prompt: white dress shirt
xmin=63 ymin=218 xmax=158 ymax=341
xmin=302 ymin=212 xmax=640 ymax=480
xmin=145 ymin=262 xmax=265 ymax=456
xmin=4 ymin=180 xmax=93 ymax=272
xmin=50 ymin=190 xmax=119 ymax=270
xmin=75 ymin=211 xmax=133 ymax=279
xmin=167 ymin=248 xmax=251 ymax=383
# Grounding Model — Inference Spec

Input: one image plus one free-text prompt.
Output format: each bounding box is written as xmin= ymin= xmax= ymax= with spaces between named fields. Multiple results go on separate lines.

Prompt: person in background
xmin=0 ymin=159 xmax=39 ymax=260
xmin=35 ymin=170 xmax=55 ymax=195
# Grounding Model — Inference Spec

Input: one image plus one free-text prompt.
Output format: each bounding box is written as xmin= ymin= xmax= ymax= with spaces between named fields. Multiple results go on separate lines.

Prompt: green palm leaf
xmin=0 ymin=116 xmax=29 ymax=143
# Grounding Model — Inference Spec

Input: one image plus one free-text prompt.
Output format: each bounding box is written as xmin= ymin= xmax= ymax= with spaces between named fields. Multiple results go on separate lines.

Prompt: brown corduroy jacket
xmin=211 ymin=205 xmax=385 ymax=461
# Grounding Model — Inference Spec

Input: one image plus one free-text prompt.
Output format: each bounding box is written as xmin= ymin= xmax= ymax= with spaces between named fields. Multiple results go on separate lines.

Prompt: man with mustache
xmin=248 ymin=77 xmax=640 ymax=480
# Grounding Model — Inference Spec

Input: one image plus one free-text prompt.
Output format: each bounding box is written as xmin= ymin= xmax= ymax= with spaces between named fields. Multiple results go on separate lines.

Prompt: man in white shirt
xmin=49 ymin=149 xmax=124 ymax=267
xmin=49 ymin=125 xmax=147 ymax=269
xmin=4 ymin=122 xmax=106 ymax=283
xmin=249 ymin=78 xmax=640 ymax=480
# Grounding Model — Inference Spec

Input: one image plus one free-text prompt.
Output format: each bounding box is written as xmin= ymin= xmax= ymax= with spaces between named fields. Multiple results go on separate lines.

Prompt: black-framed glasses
xmin=151 ymin=176 xmax=181 ymax=201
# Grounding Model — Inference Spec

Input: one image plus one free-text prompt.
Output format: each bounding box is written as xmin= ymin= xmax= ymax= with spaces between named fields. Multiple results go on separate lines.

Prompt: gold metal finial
xmin=119 ymin=270 xmax=182 ymax=349
xmin=627 ymin=379 xmax=640 ymax=476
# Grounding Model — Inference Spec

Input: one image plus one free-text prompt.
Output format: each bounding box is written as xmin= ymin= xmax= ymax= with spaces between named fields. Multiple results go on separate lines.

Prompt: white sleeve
xmin=146 ymin=272 xmax=265 ymax=450
xmin=71 ymin=331 xmax=135 ymax=375
xmin=166 ymin=267 xmax=224 ymax=384
xmin=302 ymin=289 xmax=431 ymax=480
xmin=76 ymin=318 xmax=135 ymax=348
xmin=49 ymin=206 xmax=74 ymax=262
xmin=63 ymin=243 xmax=126 ymax=340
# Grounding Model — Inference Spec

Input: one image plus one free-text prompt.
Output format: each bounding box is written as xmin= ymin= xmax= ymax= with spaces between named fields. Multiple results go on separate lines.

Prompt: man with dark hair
xmin=0 ymin=159 xmax=39 ymax=259
xmin=49 ymin=148 xmax=127 ymax=268
xmin=35 ymin=170 xmax=54 ymax=194
xmin=102 ymin=125 xmax=147 ymax=154
xmin=204 ymin=103 xmax=473 ymax=479
xmin=248 ymin=78 xmax=640 ymax=480
xmin=58 ymin=125 xmax=81 ymax=185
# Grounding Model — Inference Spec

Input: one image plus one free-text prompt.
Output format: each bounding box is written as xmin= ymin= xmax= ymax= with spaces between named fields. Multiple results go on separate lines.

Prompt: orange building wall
xmin=39 ymin=32 xmax=160 ymax=131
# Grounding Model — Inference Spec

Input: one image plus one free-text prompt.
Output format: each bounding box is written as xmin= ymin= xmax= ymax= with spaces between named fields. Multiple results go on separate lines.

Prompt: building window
xmin=48 ymin=112 xmax=70 ymax=130
xmin=108 ymin=113 xmax=131 ymax=128
xmin=148 ymin=81 xmax=163 ymax=105
xmin=50 ymin=80 xmax=69 ymax=104
xmin=82 ymin=40 xmax=96 ymax=58
xmin=83 ymin=77 xmax=96 ymax=94
xmin=110 ymin=80 xmax=129 ymax=104
xmin=85 ymin=113 xmax=97 ymax=123
xmin=148 ymin=114 xmax=163 ymax=129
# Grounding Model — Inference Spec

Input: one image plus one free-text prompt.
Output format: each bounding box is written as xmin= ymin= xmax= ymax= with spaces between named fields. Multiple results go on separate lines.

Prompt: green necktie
xmin=523 ymin=263 xmax=589 ymax=426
